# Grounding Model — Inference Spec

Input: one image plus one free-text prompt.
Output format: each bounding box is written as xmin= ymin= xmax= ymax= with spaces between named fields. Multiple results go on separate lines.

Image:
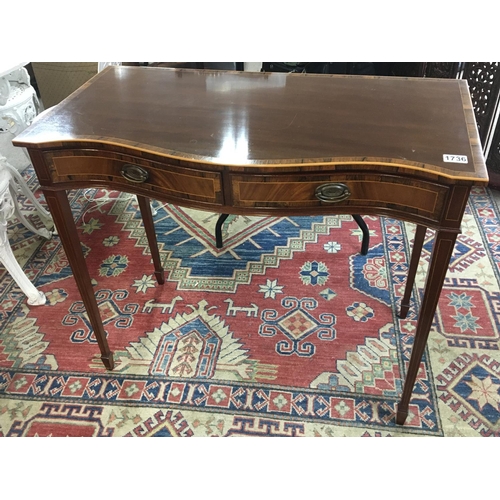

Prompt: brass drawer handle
xmin=120 ymin=164 xmax=149 ymax=183
xmin=315 ymin=183 xmax=351 ymax=203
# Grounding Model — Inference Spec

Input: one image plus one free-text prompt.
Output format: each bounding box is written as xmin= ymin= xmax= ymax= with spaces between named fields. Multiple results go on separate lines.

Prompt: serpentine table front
xmin=13 ymin=66 xmax=488 ymax=425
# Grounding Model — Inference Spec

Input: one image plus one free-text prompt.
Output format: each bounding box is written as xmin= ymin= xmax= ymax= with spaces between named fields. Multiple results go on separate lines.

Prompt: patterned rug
xmin=1 ymin=167 xmax=499 ymax=437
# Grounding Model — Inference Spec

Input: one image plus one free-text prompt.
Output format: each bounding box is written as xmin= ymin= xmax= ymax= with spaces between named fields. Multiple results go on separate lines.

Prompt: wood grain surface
xmin=14 ymin=66 xmax=488 ymax=184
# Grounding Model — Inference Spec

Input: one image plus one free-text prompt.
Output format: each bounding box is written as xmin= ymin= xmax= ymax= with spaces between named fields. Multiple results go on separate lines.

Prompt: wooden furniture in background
xmin=13 ymin=67 xmax=488 ymax=424
xmin=30 ymin=63 xmax=98 ymax=109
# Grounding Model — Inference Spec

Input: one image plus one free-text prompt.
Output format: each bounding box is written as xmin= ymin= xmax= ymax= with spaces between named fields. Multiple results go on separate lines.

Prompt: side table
xmin=12 ymin=67 xmax=489 ymax=424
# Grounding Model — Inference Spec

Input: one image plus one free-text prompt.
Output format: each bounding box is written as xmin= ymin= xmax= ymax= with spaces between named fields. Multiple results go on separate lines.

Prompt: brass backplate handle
xmin=120 ymin=164 xmax=149 ymax=183
xmin=315 ymin=183 xmax=351 ymax=203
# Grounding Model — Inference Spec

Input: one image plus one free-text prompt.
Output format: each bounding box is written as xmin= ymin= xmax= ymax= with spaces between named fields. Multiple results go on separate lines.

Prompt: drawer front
xmin=46 ymin=150 xmax=223 ymax=206
xmin=231 ymin=172 xmax=449 ymax=220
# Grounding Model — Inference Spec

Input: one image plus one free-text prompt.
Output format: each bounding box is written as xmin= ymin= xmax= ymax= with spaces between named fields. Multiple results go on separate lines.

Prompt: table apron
xmin=39 ymin=149 xmax=467 ymax=230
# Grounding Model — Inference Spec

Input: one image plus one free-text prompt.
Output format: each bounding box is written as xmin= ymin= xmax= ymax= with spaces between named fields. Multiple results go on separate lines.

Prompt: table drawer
xmin=45 ymin=150 xmax=223 ymax=206
xmin=231 ymin=172 xmax=449 ymax=219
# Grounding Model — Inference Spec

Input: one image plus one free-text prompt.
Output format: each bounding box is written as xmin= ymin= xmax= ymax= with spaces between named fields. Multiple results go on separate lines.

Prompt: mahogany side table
xmin=13 ymin=67 xmax=488 ymax=424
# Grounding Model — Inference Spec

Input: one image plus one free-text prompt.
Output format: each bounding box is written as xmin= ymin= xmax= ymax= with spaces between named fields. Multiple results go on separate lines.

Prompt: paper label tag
xmin=443 ymin=154 xmax=468 ymax=164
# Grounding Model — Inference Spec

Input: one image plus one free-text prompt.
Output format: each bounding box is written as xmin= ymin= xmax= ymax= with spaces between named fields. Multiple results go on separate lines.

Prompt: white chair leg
xmin=1 ymin=156 xmax=53 ymax=238
xmin=9 ymin=183 xmax=52 ymax=238
xmin=0 ymin=221 xmax=46 ymax=305
xmin=0 ymin=158 xmax=50 ymax=306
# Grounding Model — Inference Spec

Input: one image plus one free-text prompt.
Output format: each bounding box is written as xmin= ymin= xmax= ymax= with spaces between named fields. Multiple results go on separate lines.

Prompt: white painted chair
xmin=0 ymin=64 xmax=39 ymax=138
xmin=0 ymin=64 xmax=53 ymax=305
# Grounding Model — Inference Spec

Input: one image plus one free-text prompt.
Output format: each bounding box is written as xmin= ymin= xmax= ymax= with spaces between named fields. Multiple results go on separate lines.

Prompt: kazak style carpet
xmin=1 ymin=167 xmax=500 ymax=437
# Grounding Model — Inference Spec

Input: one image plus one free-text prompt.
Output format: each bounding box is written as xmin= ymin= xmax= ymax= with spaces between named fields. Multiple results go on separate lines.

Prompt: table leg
xmin=215 ymin=213 xmax=229 ymax=248
xmin=399 ymin=224 xmax=427 ymax=319
xmin=396 ymin=229 xmax=458 ymax=424
xmin=352 ymin=215 xmax=369 ymax=255
xmin=43 ymin=189 xmax=114 ymax=370
xmin=136 ymin=195 xmax=164 ymax=284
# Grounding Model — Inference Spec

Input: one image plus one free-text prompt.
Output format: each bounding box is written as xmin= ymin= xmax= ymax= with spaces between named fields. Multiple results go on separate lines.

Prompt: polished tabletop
xmin=14 ymin=66 xmax=487 ymax=183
